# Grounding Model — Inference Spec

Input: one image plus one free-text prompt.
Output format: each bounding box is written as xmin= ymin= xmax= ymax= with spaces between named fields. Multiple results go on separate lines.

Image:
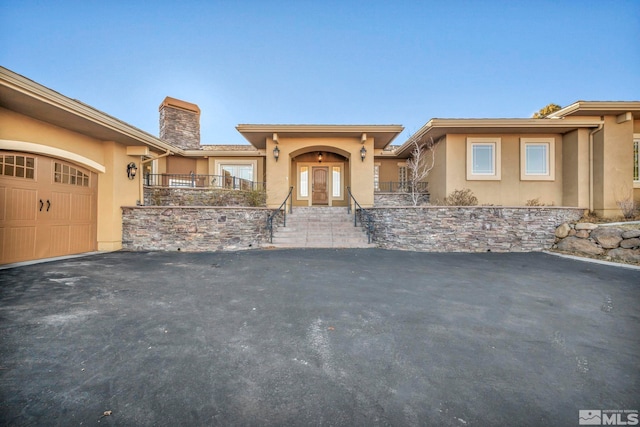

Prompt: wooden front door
xmin=312 ymin=167 xmax=328 ymax=205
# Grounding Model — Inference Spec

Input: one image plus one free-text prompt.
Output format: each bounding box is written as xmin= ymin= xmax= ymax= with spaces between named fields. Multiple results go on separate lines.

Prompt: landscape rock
xmin=620 ymin=238 xmax=640 ymax=249
xmin=575 ymin=230 xmax=590 ymax=239
xmin=556 ymin=237 xmax=604 ymax=256
xmin=621 ymin=230 xmax=640 ymax=239
xmin=575 ymin=222 xmax=598 ymax=231
xmin=608 ymin=248 xmax=640 ymax=263
xmin=555 ymin=223 xmax=571 ymax=238
xmin=590 ymin=227 xmax=623 ymax=249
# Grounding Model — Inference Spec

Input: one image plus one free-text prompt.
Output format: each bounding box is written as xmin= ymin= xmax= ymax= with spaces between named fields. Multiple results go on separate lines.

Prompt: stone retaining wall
xmin=122 ymin=206 xmax=274 ymax=252
xmin=367 ymin=206 xmax=585 ymax=252
xmin=374 ymin=193 xmax=429 ymax=207
xmin=554 ymin=222 xmax=640 ymax=262
xmin=144 ymin=187 xmax=265 ymax=207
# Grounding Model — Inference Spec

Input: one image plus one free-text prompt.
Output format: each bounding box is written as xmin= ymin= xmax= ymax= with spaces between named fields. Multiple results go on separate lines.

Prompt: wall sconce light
xmin=273 ymin=145 xmax=280 ymax=162
xmin=127 ymin=162 xmax=138 ymax=180
xmin=360 ymin=146 xmax=367 ymax=162
xmin=318 ymin=152 xmax=323 ymax=163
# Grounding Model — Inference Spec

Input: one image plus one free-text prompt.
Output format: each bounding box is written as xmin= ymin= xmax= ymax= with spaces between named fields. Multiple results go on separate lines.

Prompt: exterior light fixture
xmin=273 ymin=145 xmax=280 ymax=162
xmin=360 ymin=146 xmax=367 ymax=162
xmin=127 ymin=162 xmax=138 ymax=180
xmin=318 ymin=152 xmax=323 ymax=163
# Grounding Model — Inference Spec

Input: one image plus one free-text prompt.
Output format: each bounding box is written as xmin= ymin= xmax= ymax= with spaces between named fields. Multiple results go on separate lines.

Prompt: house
xmin=1 ymin=65 xmax=638 ymax=265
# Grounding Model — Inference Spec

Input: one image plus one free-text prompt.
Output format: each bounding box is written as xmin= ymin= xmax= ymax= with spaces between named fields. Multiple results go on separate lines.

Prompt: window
xmin=1 ymin=154 xmax=35 ymax=179
xmin=299 ymin=166 xmax=309 ymax=198
xmin=54 ymin=162 xmax=89 ymax=186
xmin=215 ymin=160 xmax=257 ymax=190
xmin=374 ymin=164 xmax=380 ymax=191
xmin=634 ymin=139 xmax=639 ymax=182
xmin=332 ymin=166 xmax=341 ymax=198
xmin=467 ymin=138 xmax=501 ymax=180
xmin=520 ymin=138 xmax=555 ymax=181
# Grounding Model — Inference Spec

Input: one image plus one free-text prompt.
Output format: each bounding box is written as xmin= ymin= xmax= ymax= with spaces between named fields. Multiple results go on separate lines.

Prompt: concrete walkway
xmin=1 ymin=250 xmax=638 ymax=426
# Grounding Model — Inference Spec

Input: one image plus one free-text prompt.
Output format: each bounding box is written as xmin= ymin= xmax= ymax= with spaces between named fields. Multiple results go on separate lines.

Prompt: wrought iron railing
xmin=144 ymin=173 xmax=265 ymax=191
xmin=375 ymin=181 xmax=429 ymax=193
xmin=267 ymin=186 xmax=294 ymax=244
xmin=347 ymin=187 xmax=373 ymax=244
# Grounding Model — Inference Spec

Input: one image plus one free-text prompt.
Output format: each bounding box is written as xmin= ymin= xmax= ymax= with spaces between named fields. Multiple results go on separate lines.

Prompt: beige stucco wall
xmin=593 ymin=115 xmax=635 ymax=217
xmin=266 ymin=136 xmax=375 ymax=207
xmin=444 ymin=134 xmax=564 ymax=206
xmin=376 ymin=158 xmax=403 ymax=185
xmin=427 ymin=139 xmax=447 ymax=203
xmin=562 ymin=128 xmax=590 ymax=207
xmin=0 ymin=106 xmax=150 ymax=252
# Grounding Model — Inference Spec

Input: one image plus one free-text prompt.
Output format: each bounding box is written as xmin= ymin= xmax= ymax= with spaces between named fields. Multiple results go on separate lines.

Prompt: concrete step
xmin=269 ymin=207 xmax=372 ymax=248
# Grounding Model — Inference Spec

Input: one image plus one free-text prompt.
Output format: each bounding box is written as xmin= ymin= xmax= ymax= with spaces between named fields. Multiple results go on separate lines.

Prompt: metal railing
xmin=267 ymin=186 xmax=294 ymax=244
xmin=375 ymin=181 xmax=429 ymax=193
xmin=347 ymin=187 xmax=373 ymax=244
xmin=144 ymin=173 xmax=265 ymax=191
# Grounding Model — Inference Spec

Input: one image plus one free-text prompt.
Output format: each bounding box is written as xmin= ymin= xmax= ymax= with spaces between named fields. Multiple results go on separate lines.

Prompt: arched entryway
xmin=290 ymin=147 xmax=350 ymax=207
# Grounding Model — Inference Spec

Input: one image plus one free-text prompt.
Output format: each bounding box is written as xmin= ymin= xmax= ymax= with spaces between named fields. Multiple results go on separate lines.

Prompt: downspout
xmin=588 ymin=122 xmax=604 ymax=213
xmin=138 ymin=150 xmax=173 ymax=206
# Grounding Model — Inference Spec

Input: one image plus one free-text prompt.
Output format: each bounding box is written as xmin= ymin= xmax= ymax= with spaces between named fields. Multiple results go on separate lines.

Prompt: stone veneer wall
xmin=122 ymin=207 xmax=275 ymax=252
xmin=374 ymin=193 xmax=429 ymax=207
xmin=554 ymin=222 xmax=640 ymax=262
xmin=159 ymin=103 xmax=200 ymax=150
xmin=144 ymin=187 xmax=265 ymax=207
xmin=367 ymin=206 xmax=585 ymax=252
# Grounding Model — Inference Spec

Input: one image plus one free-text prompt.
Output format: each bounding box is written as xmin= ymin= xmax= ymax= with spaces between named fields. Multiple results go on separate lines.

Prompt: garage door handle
xmin=39 ymin=200 xmax=44 ymax=211
xmin=46 ymin=200 xmax=51 ymax=212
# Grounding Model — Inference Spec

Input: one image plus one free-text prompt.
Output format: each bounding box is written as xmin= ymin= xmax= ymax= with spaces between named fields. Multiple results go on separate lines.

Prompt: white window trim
xmin=466 ymin=137 xmax=501 ymax=180
xmin=214 ymin=159 xmax=257 ymax=180
xmin=520 ymin=137 xmax=555 ymax=181
xmin=374 ymin=163 xmax=380 ymax=191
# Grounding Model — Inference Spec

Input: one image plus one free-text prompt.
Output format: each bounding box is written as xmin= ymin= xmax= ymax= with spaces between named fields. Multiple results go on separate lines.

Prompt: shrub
xmin=525 ymin=198 xmax=545 ymax=207
xmin=245 ymin=189 xmax=266 ymax=207
xmin=616 ymin=194 xmax=637 ymax=219
xmin=444 ymin=189 xmax=478 ymax=206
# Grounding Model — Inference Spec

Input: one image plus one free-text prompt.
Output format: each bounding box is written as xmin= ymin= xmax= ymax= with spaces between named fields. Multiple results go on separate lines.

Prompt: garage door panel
xmin=5 ymin=226 xmax=36 ymax=263
xmin=0 ymin=187 xmax=5 ymax=221
xmin=71 ymin=193 xmax=93 ymax=221
xmin=8 ymin=188 xmax=37 ymax=221
xmin=49 ymin=225 xmax=71 ymax=256
xmin=70 ymin=224 xmax=94 ymax=253
xmin=50 ymin=191 xmax=71 ymax=221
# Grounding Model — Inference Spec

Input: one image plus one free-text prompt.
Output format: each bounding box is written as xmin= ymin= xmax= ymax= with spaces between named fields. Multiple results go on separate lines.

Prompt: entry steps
xmin=268 ymin=207 xmax=375 ymax=248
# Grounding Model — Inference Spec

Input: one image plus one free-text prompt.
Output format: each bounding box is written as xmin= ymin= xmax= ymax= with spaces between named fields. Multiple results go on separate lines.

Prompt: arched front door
xmin=311 ymin=167 xmax=328 ymax=205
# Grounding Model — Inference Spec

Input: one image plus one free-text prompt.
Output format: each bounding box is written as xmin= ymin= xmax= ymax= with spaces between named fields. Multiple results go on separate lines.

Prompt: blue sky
xmin=1 ymin=1 xmax=639 ymax=145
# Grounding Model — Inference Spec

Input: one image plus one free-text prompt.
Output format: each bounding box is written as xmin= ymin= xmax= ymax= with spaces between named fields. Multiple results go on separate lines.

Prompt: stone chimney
xmin=159 ymin=97 xmax=201 ymax=150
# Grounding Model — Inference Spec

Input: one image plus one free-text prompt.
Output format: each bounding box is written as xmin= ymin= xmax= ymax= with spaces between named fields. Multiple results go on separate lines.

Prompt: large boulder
xmin=556 ymin=237 xmax=604 ymax=256
xmin=608 ymin=248 xmax=640 ymax=263
xmin=555 ymin=223 xmax=571 ymax=238
xmin=620 ymin=238 xmax=640 ymax=249
xmin=621 ymin=229 xmax=640 ymax=239
xmin=590 ymin=227 xmax=623 ymax=249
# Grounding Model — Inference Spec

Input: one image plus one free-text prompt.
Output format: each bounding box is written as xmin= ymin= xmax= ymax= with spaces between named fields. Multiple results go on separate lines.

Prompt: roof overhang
xmin=236 ymin=124 xmax=404 ymax=150
xmin=547 ymin=101 xmax=640 ymax=119
xmin=395 ymin=118 xmax=603 ymax=157
xmin=0 ymin=66 xmax=177 ymax=154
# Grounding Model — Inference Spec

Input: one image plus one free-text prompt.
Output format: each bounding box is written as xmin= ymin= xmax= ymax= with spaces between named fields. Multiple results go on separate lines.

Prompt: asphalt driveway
xmin=1 ymin=250 xmax=639 ymax=426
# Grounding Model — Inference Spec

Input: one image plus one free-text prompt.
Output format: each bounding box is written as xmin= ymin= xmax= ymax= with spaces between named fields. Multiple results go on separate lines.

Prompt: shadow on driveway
xmin=1 ymin=249 xmax=639 ymax=426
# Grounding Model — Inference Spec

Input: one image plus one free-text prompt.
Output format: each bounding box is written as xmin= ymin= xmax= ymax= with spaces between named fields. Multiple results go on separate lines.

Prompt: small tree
xmin=532 ymin=103 xmax=562 ymax=118
xmin=406 ymin=137 xmax=437 ymax=206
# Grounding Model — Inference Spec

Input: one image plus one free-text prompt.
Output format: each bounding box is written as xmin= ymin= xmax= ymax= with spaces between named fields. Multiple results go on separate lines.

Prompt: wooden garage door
xmin=0 ymin=152 xmax=97 ymax=264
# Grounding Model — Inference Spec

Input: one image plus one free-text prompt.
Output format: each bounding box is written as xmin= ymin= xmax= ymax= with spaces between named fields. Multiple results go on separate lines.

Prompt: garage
xmin=0 ymin=151 xmax=97 ymax=264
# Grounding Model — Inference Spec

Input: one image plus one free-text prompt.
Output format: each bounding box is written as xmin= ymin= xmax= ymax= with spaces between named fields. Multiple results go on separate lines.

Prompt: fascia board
xmin=0 ymin=66 xmax=180 ymax=155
